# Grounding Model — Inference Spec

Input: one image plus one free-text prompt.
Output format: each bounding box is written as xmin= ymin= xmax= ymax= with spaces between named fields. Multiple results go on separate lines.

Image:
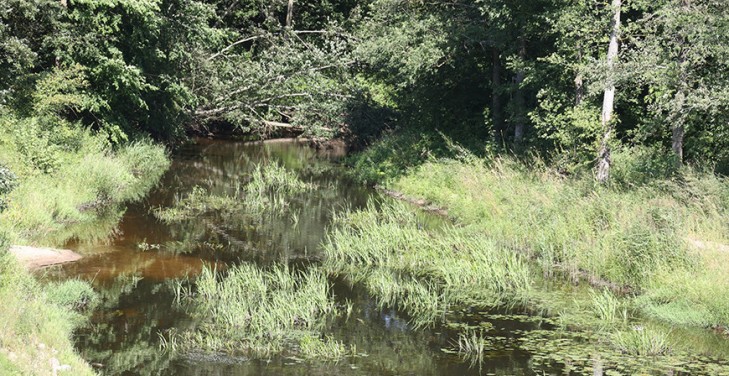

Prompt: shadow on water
xmin=41 ymin=138 xmax=721 ymax=376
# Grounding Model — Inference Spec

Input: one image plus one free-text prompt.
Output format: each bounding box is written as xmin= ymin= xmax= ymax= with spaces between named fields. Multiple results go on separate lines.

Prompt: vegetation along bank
xmin=2 ymin=0 xmax=729 ymax=374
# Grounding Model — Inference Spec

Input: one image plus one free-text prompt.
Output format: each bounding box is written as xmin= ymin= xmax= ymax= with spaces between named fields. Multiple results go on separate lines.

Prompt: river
xmin=46 ymin=139 xmax=729 ymax=375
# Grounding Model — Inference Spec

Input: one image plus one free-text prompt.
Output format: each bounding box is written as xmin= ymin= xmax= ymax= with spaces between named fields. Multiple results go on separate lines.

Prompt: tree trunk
xmin=60 ymin=0 xmax=67 ymax=7
xmin=513 ymin=38 xmax=527 ymax=147
xmin=670 ymin=0 xmax=690 ymax=164
xmin=286 ymin=0 xmax=294 ymax=28
xmin=492 ymin=48 xmax=504 ymax=142
xmin=672 ymin=123 xmax=685 ymax=163
xmin=596 ymin=0 xmax=622 ymax=184
xmin=575 ymin=42 xmax=584 ymax=106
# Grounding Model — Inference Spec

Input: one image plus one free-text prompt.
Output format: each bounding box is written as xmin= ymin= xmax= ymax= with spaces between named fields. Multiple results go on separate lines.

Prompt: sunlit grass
xmin=323 ymin=200 xmax=534 ymax=327
xmin=392 ymin=157 xmax=729 ymax=328
xmin=611 ymin=326 xmax=673 ymax=356
xmin=169 ymin=263 xmax=348 ymax=359
xmin=0 ymin=250 xmax=97 ymax=375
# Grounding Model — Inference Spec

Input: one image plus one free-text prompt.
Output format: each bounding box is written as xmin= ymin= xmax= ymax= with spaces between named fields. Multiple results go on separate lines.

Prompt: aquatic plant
xmin=153 ymin=185 xmax=242 ymax=222
xmin=154 ymin=162 xmax=314 ymax=223
xmin=453 ymin=330 xmax=491 ymax=366
xmin=323 ymin=200 xmax=534 ymax=327
xmin=589 ymin=289 xmax=627 ymax=326
xmin=298 ymin=335 xmax=354 ymax=360
xmin=170 ymin=263 xmax=346 ymax=359
xmin=611 ymin=326 xmax=673 ymax=356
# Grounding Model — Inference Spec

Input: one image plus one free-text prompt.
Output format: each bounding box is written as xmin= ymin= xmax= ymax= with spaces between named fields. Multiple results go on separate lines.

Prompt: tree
xmin=627 ymin=0 xmax=729 ymax=166
xmin=596 ymin=0 xmax=622 ymax=184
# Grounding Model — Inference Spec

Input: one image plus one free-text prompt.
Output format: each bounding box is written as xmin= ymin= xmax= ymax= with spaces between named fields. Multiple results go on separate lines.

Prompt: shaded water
xmin=46 ymin=139 xmax=729 ymax=375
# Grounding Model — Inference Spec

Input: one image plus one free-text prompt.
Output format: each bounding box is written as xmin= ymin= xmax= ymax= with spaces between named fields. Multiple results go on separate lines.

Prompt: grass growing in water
xmin=611 ymin=326 xmax=673 ymax=356
xmin=154 ymin=162 xmax=314 ymax=222
xmin=154 ymin=185 xmax=242 ymax=222
xmin=323 ymin=200 xmax=533 ymax=327
xmin=453 ymin=330 xmax=491 ymax=366
xmin=298 ymin=334 xmax=354 ymax=360
xmin=170 ymin=263 xmax=347 ymax=359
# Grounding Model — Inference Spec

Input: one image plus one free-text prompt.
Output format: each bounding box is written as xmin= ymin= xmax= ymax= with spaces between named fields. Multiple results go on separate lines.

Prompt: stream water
xmin=45 ymin=139 xmax=729 ymax=375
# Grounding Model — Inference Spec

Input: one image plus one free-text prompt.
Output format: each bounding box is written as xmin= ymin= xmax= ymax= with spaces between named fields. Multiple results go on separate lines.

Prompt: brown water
xmin=45 ymin=139 xmax=728 ymax=376
xmin=42 ymin=139 xmax=544 ymax=375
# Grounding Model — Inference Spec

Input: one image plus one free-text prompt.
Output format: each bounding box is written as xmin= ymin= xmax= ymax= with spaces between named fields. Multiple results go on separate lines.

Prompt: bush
xmin=0 ymin=165 xmax=17 ymax=212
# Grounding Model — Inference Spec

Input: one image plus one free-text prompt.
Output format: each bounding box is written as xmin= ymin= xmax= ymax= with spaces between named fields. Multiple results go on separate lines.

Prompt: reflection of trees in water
xmin=156 ymin=144 xmax=370 ymax=265
xmin=76 ymin=276 xmax=185 ymax=375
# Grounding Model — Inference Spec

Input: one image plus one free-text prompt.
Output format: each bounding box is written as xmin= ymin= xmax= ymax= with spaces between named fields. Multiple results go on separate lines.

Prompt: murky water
xmin=45 ymin=139 xmax=729 ymax=375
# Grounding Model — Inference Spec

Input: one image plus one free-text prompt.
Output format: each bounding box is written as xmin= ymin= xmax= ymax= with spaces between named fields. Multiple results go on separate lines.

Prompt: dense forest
xmin=2 ymin=0 xmax=729 ymax=375
xmin=2 ymin=0 xmax=729 ymax=176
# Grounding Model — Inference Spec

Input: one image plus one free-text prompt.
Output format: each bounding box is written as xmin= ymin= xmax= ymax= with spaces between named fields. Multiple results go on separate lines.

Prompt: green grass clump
xmin=0 ymin=248 xmax=96 ymax=375
xmin=323 ymin=201 xmax=533 ymax=327
xmin=154 ymin=162 xmax=313 ymax=222
xmin=611 ymin=326 xmax=673 ymax=356
xmin=298 ymin=335 xmax=353 ymax=360
xmin=453 ymin=330 xmax=492 ymax=366
xmin=244 ymin=162 xmax=314 ymax=213
xmin=154 ymin=186 xmax=242 ymax=222
xmin=589 ymin=289 xmax=627 ymax=326
xmin=171 ymin=263 xmax=344 ymax=359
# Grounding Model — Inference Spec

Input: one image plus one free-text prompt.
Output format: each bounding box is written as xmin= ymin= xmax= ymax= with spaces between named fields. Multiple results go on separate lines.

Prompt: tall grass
xmin=0 ymin=248 xmax=96 ymax=375
xmin=154 ymin=162 xmax=313 ymax=222
xmin=170 ymin=263 xmax=345 ymax=359
xmin=391 ymin=157 xmax=729 ymax=328
xmin=0 ymin=117 xmax=169 ymax=244
xmin=323 ymin=201 xmax=534 ymax=327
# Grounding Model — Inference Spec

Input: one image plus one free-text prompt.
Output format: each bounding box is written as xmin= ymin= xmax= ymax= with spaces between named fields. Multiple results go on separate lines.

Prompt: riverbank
xmin=328 ymin=138 xmax=729 ymax=372
xmin=389 ymin=157 xmax=729 ymax=329
xmin=0 ymin=118 xmax=170 ymax=374
xmin=9 ymin=245 xmax=82 ymax=270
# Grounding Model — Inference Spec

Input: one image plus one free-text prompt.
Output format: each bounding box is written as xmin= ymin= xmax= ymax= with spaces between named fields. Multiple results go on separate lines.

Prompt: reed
xmin=170 ymin=263 xmax=347 ymax=359
xmin=323 ymin=200 xmax=534 ymax=327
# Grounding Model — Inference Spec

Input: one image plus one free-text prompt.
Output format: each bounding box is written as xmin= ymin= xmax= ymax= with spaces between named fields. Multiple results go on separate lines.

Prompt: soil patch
xmin=9 ymin=246 xmax=82 ymax=270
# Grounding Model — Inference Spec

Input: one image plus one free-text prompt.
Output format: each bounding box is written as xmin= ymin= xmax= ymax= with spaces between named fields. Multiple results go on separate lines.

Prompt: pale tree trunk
xmin=286 ymin=0 xmax=294 ymax=28
xmin=575 ymin=42 xmax=584 ymax=106
xmin=596 ymin=0 xmax=622 ymax=184
xmin=492 ymin=48 xmax=504 ymax=142
xmin=60 ymin=0 xmax=67 ymax=7
xmin=513 ymin=38 xmax=527 ymax=147
xmin=671 ymin=122 xmax=685 ymax=163
xmin=671 ymin=0 xmax=690 ymax=164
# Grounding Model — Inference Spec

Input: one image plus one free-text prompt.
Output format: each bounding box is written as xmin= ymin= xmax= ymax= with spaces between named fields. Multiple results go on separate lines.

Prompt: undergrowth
xmin=0 ymin=116 xmax=169 ymax=244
